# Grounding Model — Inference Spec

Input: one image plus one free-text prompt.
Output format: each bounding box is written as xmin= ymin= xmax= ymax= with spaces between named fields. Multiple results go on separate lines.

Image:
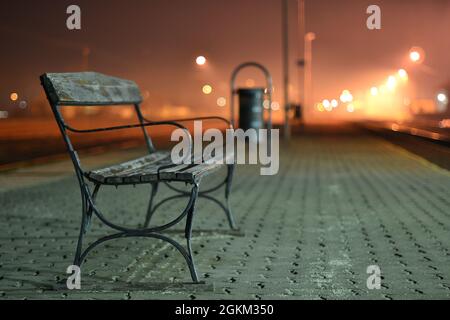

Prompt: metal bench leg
xmin=74 ymin=184 xmax=100 ymax=266
xmin=73 ymin=193 xmax=87 ymax=266
xmin=73 ymin=183 xmax=202 ymax=283
xmin=73 ymin=191 xmax=89 ymax=266
xmin=185 ymin=184 xmax=200 ymax=283
xmin=143 ymin=182 xmax=159 ymax=228
xmin=224 ymin=164 xmax=237 ymax=230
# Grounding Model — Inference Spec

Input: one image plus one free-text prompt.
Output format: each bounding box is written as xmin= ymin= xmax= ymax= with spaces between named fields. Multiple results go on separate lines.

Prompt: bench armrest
xmin=143 ymin=116 xmax=233 ymax=130
xmin=64 ymin=120 xmax=193 ymax=164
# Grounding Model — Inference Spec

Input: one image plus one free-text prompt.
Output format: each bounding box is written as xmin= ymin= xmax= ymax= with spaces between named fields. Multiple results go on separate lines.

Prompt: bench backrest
xmin=40 ymin=72 xmax=142 ymax=106
xmin=40 ymin=72 xmax=155 ymax=171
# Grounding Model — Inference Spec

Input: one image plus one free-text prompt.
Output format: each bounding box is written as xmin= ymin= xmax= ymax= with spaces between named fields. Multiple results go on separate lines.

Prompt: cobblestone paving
xmin=1 ymin=129 xmax=450 ymax=300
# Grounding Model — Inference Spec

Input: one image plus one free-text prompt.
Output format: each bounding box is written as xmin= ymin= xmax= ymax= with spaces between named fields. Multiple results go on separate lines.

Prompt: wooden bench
xmin=40 ymin=72 xmax=236 ymax=283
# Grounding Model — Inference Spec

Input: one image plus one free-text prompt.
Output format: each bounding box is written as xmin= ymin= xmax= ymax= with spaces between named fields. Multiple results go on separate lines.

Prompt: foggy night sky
xmin=0 ymin=0 xmax=449 ymax=121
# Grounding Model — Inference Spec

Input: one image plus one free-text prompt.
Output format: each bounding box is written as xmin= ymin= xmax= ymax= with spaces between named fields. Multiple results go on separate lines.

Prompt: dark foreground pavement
xmin=1 ymin=126 xmax=450 ymax=300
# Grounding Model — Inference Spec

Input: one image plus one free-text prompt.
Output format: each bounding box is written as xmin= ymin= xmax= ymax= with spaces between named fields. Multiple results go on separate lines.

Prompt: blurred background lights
xmin=271 ymin=101 xmax=280 ymax=111
xmin=387 ymin=76 xmax=397 ymax=90
xmin=10 ymin=92 xmax=18 ymax=101
xmin=202 ymin=84 xmax=213 ymax=95
xmin=437 ymin=92 xmax=447 ymax=103
xmin=409 ymin=51 xmax=420 ymax=62
xmin=409 ymin=47 xmax=425 ymax=64
xmin=340 ymin=90 xmax=353 ymax=103
xmin=322 ymin=99 xmax=330 ymax=108
xmin=436 ymin=91 xmax=448 ymax=112
xmin=331 ymin=99 xmax=338 ymax=108
xmin=196 ymin=56 xmax=206 ymax=66
xmin=398 ymin=69 xmax=408 ymax=80
xmin=316 ymin=103 xmax=324 ymax=112
xmin=370 ymin=87 xmax=379 ymax=96
xmin=347 ymin=103 xmax=355 ymax=113
xmin=216 ymin=97 xmax=227 ymax=107
xmin=19 ymin=100 xmax=28 ymax=109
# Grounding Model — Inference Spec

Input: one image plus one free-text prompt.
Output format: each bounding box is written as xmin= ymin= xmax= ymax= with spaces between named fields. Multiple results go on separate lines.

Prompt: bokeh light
xmin=19 ymin=100 xmax=28 ymax=109
xmin=387 ymin=76 xmax=397 ymax=90
xmin=409 ymin=47 xmax=425 ymax=64
xmin=340 ymin=90 xmax=353 ymax=103
xmin=196 ymin=56 xmax=207 ymax=66
xmin=370 ymin=87 xmax=379 ymax=96
xmin=398 ymin=69 xmax=408 ymax=80
xmin=202 ymin=84 xmax=213 ymax=95
xmin=216 ymin=97 xmax=227 ymax=107
xmin=437 ymin=93 xmax=447 ymax=103
xmin=271 ymin=102 xmax=280 ymax=111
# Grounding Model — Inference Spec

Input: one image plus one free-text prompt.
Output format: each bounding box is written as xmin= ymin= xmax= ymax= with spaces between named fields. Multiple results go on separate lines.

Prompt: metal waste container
xmin=237 ymin=88 xmax=264 ymax=130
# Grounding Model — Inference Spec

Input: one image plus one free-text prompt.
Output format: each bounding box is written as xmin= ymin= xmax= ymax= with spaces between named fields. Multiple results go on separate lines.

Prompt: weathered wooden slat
xmin=90 ymin=152 xmax=170 ymax=177
xmin=86 ymin=150 xmax=227 ymax=185
xmin=175 ymin=163 xmax=222 ymax=181
xmin=40 ymin=72 xmax=142 ymax=106
xmin=158 ymin=164 xmax=195 ymax=180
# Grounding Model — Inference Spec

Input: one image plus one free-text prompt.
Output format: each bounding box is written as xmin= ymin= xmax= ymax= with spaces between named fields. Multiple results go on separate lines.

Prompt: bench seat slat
xmin=85 ymin=151 xmax=225 ymax=185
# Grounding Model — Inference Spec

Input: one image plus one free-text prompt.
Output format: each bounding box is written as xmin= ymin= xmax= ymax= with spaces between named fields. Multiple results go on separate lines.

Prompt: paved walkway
xmin=1 ymin=127 xmax=450 ymax=299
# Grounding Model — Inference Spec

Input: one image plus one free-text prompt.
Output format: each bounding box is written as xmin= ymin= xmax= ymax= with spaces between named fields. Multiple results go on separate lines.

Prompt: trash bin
xmin=237 ymin=88 xmax=264 ymax=130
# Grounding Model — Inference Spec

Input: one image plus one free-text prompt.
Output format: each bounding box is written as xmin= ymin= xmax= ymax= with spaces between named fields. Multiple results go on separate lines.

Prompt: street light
xmin=304 ymin=32 xmax=316 ymax=116
xmin=196 ymin=56 xmax=207 ymax=66
xmin=409 ymin=47 xmax=425 ymax=64
xmin=437 ymin=93 xmax=447 ymax=103
xmin=436 ymin=90 xmax=448 ymax=112
xmin=410 ymin=51 xmax=420 ymax=62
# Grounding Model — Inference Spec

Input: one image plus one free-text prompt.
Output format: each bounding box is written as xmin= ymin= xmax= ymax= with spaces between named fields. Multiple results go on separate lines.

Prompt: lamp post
xmin=297 ymin=0 xmax=305 ymax=108
xmin=282 ymin=0 xmax=290 ymax=140
xmin=304 ymin=32 xmax=316 ymax=116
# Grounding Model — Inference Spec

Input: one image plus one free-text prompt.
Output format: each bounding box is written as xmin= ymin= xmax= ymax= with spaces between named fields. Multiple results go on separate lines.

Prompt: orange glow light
xmin=10 ymin=92 xmax=18 ymax=101
xmin=387 ymin=76 xmax=397 ymax=90
xmin=409 ymin=47 xmax=425 ymax=64
xmin=398 ymin=69 xmax=408 ymax=80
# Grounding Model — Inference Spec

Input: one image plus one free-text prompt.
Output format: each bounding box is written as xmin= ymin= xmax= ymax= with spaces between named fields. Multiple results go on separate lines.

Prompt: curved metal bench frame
xmin=40 ymin=72 xmax=237 ymax=283
xmin=144 ymin=164 xmax=236 ymax=230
